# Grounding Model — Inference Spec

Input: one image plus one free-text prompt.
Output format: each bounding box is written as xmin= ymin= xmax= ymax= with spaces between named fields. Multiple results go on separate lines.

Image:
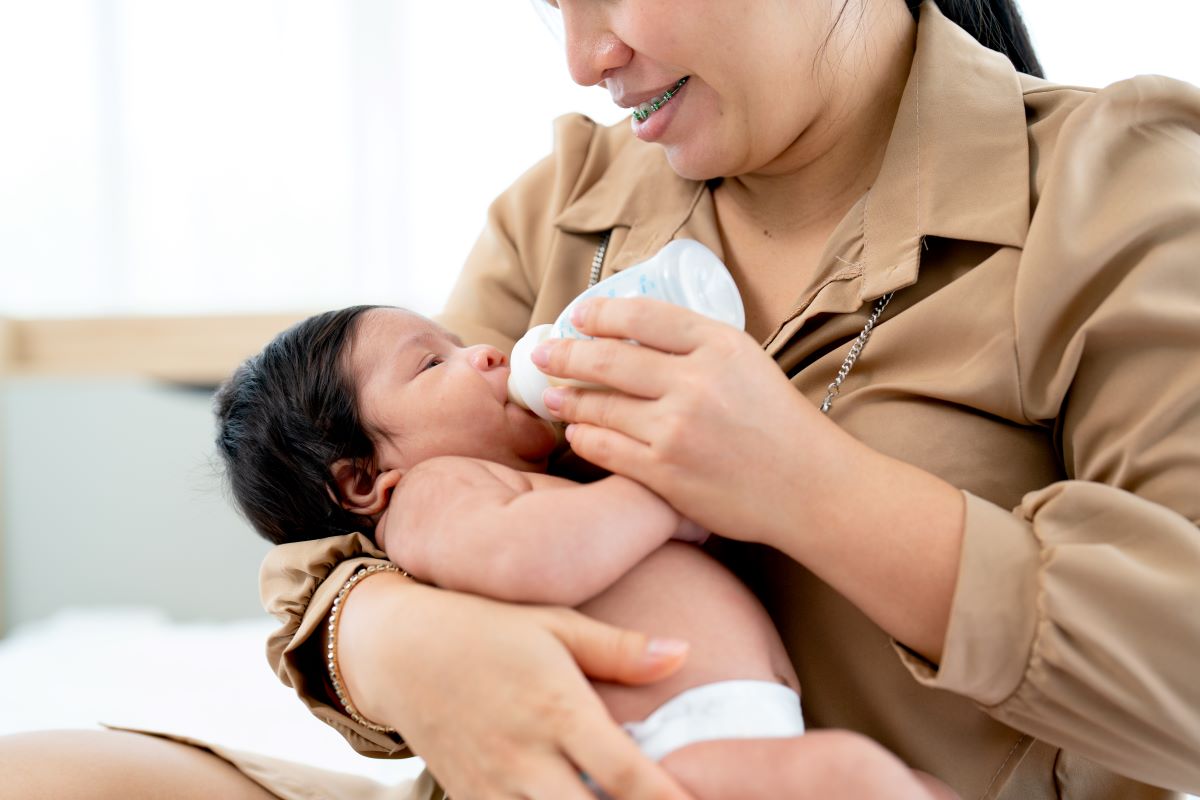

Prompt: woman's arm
xmin=262 ymin=535 xmax=695 ymax=799
xmin=382 ymin=456 xmax=693 ymax=606
xmin=531 ymin=77 xmax=1200 ymax=792
xmin=535 ymin=302 xmax=964 ymax=660
xmin=334 ymin=573 xmax=700 ymax=800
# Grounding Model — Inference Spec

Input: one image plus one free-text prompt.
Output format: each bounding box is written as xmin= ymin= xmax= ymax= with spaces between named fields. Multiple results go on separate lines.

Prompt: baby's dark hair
xmin=214 ymin=305 xmax=383 ymax=545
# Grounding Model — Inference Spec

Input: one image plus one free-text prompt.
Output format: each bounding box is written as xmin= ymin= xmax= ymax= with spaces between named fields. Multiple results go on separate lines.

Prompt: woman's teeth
xmin=632 ymin=77 xmax=689 ymax=122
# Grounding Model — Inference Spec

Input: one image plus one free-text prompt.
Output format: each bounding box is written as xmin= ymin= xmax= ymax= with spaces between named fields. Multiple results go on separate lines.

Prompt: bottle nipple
xmin=507 ymin=324 xmax=554 ymax=419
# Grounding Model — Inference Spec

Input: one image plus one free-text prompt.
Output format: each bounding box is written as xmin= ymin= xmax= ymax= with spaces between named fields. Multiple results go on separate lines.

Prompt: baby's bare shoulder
xmin=399 ymin=455 xmax=536 ymax=499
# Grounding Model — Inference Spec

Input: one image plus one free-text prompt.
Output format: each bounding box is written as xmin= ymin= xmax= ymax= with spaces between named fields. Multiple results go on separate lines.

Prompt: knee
xmin=0 ymin=729 xmax=275 ymax=800
xmin=0 ymin=730 xmax=120 ymax=799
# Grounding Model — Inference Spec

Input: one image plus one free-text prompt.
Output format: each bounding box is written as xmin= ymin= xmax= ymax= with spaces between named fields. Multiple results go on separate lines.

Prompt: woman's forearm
xmin=327 ymin=563 xmax=696 ymax=799
xmin=332 ymin=569 xmax=429 ymax=728
xmin=764 ymin=433 xmax=965 ymax=663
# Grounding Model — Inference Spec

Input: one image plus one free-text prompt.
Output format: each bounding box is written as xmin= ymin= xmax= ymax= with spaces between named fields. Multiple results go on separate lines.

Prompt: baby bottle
xmin=507 ymin=239 xmax=746 ymax=420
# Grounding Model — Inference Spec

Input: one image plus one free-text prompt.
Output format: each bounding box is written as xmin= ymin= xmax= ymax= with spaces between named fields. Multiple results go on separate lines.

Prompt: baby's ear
xmin=329 ymin=459 xmax=403 ymax=516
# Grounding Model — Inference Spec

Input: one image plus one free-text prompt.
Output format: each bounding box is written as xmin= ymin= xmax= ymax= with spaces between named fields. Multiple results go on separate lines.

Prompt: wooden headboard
xmin=0 ymin=313 xmax=309 ymax=633
xmin=0 ymin=313 xmax=310 ymax=385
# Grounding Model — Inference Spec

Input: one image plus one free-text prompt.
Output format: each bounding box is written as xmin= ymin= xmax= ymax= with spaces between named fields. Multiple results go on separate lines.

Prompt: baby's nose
xmin=468 ymin=345 xmax=507 ymax=370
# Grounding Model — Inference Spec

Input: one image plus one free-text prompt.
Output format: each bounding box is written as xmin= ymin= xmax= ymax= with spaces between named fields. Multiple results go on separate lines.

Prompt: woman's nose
xmin=467 ymin=345 xmax=507 ymax=371
xmin=561 ymin=4 xmax=633 ymax=87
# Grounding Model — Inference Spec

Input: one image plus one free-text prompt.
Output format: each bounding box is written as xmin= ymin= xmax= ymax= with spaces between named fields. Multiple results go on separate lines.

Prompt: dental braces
xmin=632 ymin=77 xmax=689 ymax=122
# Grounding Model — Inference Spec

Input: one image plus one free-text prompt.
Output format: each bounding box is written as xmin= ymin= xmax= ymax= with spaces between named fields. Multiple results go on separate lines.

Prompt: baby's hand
xmin=672 ymin=517 xmax=710 ymax=545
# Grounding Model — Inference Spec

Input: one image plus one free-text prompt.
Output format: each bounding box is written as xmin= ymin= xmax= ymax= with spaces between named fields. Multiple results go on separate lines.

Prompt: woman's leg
xmin=0 ymin=729 xmax=279 ymax=800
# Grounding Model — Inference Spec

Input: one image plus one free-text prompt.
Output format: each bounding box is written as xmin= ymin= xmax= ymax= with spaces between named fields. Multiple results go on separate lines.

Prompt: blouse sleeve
xmin=896 ymin=76 xmax=1200 ymax=792
xmin=260 ymin=533 xmax=411 ymax=758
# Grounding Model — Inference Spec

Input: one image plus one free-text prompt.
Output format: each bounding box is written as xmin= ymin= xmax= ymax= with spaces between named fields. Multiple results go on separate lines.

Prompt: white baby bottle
xmin=507 ymin=239 xmax=746 ymax=420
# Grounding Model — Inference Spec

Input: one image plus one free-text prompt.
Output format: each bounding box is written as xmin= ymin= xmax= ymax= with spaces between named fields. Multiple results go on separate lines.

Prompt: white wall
xmin=0 ymin=0 xmax=1196 ymax=320
xmin=0 ymin=1 xmax=623 ymax=319
xmin=1 ymin=379 xmax=270 ymax=627
xmin=1021 ymin=0 xmax=1200 ymax=89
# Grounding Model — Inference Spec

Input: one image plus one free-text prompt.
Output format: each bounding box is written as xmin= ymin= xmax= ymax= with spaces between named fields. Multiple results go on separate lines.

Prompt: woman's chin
xmin=662 ymin=140 xmax=736 ymax=183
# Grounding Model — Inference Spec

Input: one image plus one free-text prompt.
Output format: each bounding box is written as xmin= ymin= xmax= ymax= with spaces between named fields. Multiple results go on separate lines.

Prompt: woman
xmin=5 ymin=0 xmax=1198 ymax=797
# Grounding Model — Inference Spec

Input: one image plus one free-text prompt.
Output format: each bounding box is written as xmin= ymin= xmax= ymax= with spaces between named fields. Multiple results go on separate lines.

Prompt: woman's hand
xmin=336 ymin=571 xmax=696 ymax=800
xmin=534 ymin=297 xmax=851 ymax=547
xmin=534 ymin=296 xmax=965 ymax=662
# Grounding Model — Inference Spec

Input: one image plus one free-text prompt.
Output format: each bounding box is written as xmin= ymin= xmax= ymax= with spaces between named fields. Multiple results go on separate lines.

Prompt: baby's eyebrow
xmin=398 ymin=330 xmax=459 ymax=364
xmin=404 ymin=330 xmax=441 ymax=349
xmin=426 ymin=325 xmax=464 ymax=348
xmin=395 ymin=330 xmax=438 ymax=366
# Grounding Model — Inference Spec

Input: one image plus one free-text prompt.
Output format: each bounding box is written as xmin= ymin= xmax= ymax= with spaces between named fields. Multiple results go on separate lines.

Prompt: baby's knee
xmin=786 ymin=731 xmax=957 ymax=798
xmin=660 ymin=732 xmax=952 ymax=799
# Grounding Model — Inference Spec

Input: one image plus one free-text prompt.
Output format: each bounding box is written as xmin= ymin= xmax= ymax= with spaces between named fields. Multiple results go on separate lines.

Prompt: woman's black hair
xmin=907 ymin=0 xmax=1044 ymax=78
xmin=214 ymin=305 xmax=383 ymax=545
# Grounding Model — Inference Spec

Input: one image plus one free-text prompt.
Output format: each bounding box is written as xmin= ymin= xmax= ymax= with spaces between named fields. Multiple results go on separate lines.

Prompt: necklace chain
xmin=587 ymin=231 xmax=611 ymax=288
xmin=586 ymin=235 xmax=893 ymax=415
xmin=819 ymin=291 xmax=893 ymax=414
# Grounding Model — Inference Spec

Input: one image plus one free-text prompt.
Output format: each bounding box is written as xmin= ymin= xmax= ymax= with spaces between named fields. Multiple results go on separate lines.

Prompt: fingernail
xmin=530 ymin=342 xmax=551 ymax=367
xmin=570 ymin=300 xmax=593 ymax=328
xmin=563 ymin=423 xmax=576 ymax=442
xmin=542 ymin=386 xmax=565 ymax=412
xmin=645 ymin=638 xmax=689 ymax=659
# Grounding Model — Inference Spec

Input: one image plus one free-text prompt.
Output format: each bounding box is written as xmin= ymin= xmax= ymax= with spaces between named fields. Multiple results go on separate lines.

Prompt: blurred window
xmin=0 ymin=1 xmax=1195 ymax=317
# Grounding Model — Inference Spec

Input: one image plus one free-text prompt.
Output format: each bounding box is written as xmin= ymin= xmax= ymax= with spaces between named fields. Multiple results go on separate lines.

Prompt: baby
xmin=215 ymin=304 xmax=955 ymax=799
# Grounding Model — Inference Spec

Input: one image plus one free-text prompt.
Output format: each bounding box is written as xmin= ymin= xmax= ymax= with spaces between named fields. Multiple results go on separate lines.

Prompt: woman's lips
xmin=630 ymin=77 xmax=690 ymax=143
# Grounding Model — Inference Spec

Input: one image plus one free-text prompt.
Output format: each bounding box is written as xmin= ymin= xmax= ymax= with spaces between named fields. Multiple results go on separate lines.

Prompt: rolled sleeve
xmin=896 ymin=490 xmax=1041 ymax=706
xmin=901 ymin=76 xmax=1200 ymax=792
xmin=260 ymin=533 xmax=411 ymax=758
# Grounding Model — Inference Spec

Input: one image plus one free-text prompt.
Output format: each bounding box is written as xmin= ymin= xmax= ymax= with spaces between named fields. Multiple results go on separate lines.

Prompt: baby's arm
xmin=377 ymin=455 xmax=698 ymax=606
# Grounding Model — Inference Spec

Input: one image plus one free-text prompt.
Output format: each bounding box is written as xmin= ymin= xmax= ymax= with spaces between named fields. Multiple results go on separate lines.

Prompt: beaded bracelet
xmin=326 ymin=563 xmax=407 ymax=734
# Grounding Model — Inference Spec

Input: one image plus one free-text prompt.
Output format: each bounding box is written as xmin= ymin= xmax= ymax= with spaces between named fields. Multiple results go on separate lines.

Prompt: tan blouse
xmin=260 ymin=3 xmax=1200 ymax=797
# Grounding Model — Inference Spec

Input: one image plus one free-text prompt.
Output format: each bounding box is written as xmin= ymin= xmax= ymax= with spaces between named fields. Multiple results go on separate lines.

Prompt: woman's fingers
xmin=526 ymin=757 xmax=608 ymax=800
xmin=541 ymin=606 xmax=689 ymax=686
xmin=563 ymin=716 xmax=694 ymax=800
xmin=536 ymin=336 xmax=671 ymax=399
xmin=570 ymin=297 xmax=718 ymax=355
xmin=562 ymin=422 xmax=658 ymax=487
xmin=544 ymin=387 xmax=658 ymax=443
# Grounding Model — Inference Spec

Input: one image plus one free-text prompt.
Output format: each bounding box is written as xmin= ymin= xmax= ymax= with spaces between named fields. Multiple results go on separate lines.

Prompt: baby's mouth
xmin=631 ymin=77 xmax=689 ymax=122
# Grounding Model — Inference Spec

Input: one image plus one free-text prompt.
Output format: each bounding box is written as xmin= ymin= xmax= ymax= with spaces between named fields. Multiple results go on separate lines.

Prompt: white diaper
xmin=622 ymin=679 xmax=805 ymax=762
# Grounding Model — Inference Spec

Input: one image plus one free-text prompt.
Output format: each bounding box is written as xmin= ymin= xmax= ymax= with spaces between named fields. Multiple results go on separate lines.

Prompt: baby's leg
xmin=577 ymin=542 xmax=958 ymax=799
xmin=577 ymin=541 xmax=798 ymax=724
xmin=662 ymin=733 xmax=959 ymax=800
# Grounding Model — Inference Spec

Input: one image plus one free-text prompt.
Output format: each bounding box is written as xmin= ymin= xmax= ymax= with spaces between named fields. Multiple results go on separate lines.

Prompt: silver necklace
xmin=586 ymin=234 xmax=892 ymax=414
xmin=819 ymin=291 xmax=893 ymax=414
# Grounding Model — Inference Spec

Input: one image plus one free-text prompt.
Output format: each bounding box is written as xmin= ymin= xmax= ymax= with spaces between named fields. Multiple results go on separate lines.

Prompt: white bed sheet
xmin=5 ymin=609 xmax=1192 ymax=797
xmin=0 ymin=607 xmax=424 ymax=786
